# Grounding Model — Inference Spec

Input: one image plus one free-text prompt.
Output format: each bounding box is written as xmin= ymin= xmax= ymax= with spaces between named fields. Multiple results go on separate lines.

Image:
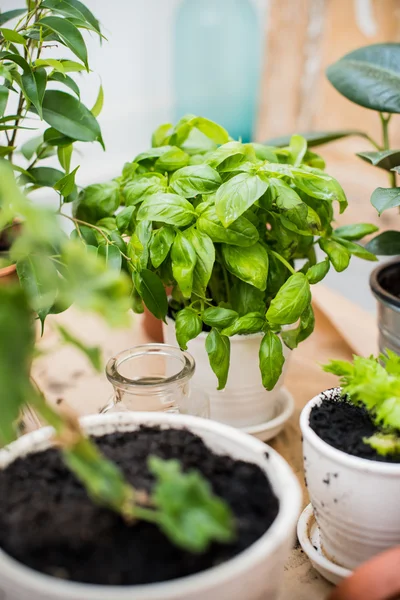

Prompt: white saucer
xmin=297 ymin=504 xmax=352 ymax=586
xmin=241 ymin=388 xmax=294 ymax=442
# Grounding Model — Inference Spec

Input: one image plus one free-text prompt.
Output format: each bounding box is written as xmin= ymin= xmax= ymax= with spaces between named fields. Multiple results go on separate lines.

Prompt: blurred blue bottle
xmin=173 ymin=0 xmax=262 ymax=142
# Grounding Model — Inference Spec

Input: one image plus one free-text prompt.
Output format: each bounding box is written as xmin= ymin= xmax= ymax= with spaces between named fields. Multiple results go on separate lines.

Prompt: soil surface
xmin=0 ymin=426 xmax=278 ymax=585
xmin=309 ymin=392 xmax=400 ymax=463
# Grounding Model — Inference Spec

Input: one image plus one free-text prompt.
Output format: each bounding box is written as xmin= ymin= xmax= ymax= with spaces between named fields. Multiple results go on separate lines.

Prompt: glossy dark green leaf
xmin=326 ymin=44 xmax=400 ymax=113
xmin=357 ymin=150 xmax=400 ymax=172
xmin=41 ymin=0 xmax=101 ymax=35
xmin=56 ymin=324 xmax=102 ymax=371
xmin=175 ymin=308 xmax=202 ymax=350
xmin=49 ymin=71 xmax=80 ymax=98
xmin=116 ymin=206 xmax=136 ymax=234
xmin=136 ymin=269 xmax=167 ymax=321
xmin=319 ymin=237 xmax=351 ymax=272
xmin=366 ymin=231 xmax=400 ymax=256
xmin=54 ymin=165 xmax=79 ymax=198
xmin=137 ymin=193 xmax=195 ymax=227
xmin=221 ymin=312 xmax=265 ymax=337
xmin=123 ymin=174 xmax=167 ymax=206
xmin=184 ymin=227 xmax=215 ymax=295
xmin=150 ymin=226 xmax=175 ymax=268
xmin=334 ymin=223 xmax=379 ymax=240
xmin=266 ymin=272 xmax=311 ymax=325
xmin=170 ymin=164 xmax=221 ymax=197
xmin=205 ymin=328 xmax=230 ymax=390
xmin=0 ymin=84 xmax=9 ymax=117
xmin=71 ymin=224 xmax=97 ymax=246
xmin=281 ymin=305 xmax=315 ymax=350
xmin=371 ymin=187 xmax=400 ymax=215
xmin=203 ymin=307 xmax=238 ymax=329
xmin=97 ymin=244 xmax=122 ymax=271
xmin=222 ymin=243 xmax=269 ymax=291
xmin=216 ymin=172 xmax=268 ymax=227
xmin=333 ymin=236 xmax=377 ymax=261
xmin=27 ymin=166 xmax=64 ymax=187
xmin=2 ymin=52 xmax=45 ymax=118
xmin=197 ymin=205 xmax=259 ymax=247
xmin=230 ymin=280 xmax=265 ymax=316
xmin=171 ymin=231 xmax=197 ymax=298
xmin=0 ymin=9 xmax=26 ymax=26
xmin=39 ymin=16 xmax=89 ymax=69
xmin=259 ymin=329 xmax=285 ymax=391
xmin=265 ymin=130 xmax=367 ymax=148
xmin=74 ymin=181 xmax=120 ymax=222
xmin=306 ymin=258 xmax=330 ymax=284
xmin=43 ymin=126 xmax=73 ymax=146
xmin=41 ymin=90 xmax=101 ymax=142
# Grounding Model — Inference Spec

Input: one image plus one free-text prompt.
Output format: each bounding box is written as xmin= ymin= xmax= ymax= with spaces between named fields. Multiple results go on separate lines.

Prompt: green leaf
xmin=149 ymin=456 xmax=235 ymax=553
xmin=40 ymin=90 xmax=101 ymax=143
xmin=0 ymin=145 xmax=14 ymax=157
xmin=123 ymin=174 xmax=167 ymax=206
xmin=366 ymin=231 xmax=400 ymax=256
xmin=91 ymin=84 xmax=104 ymax=117
xmin=364 ymin=433 xmax=400 ymax=457
xmin=222 ymin=243 xmax=269 ymax=291
xmin=266 ymin=272 xmax=311 ymax=326
xmin=116 ymin=206 xmax=136 ymax=235
xmin=357 ymin=150 xmax=400 ymax=172
xmin=265 ymin=130 xmax=367 ymax=148
xmin=39 ymin=16 xmax=89 ymax=70
xmin=20 ymin=135 xmax=42 ymax=161
xmin=281 ymin=305 xmax=315 ymax=350
xmin=170 ymin=165 xmax=221 ymax=197
xmin=319 ymin=238 xmax=350 ymax=272
xmin=0 ymin=9 xmax=27 ymax=26
xmin=191 ymin=116 xmax=229 ymax=144
xmin=0 ymin=84 xmax=8 ymax=117
xmin=59 ymin=59 xmax=86 ymax=72
xmin=71 ymin=224 xmax=97 ymax=246
xmin=333 ymin=236 xmax=377 ymax=262
xmin=97 ymin=244 xmax=122 ymax=271
xmin=27 ymin=166 xmax=64 ymax=187
xmin=306 ymin=258 xmax=330 ymax=284
xmin=57 ymin=143 xmax=73 ymax=173
xmin=0 ymin=28 xmax=26 ymax=45
xmin=5 ymin=52 xmax=47 ymax=119
xmin=74 ymin=181 xmax=120 ymax=222
xmin=135 ymin=269 xmax=167 ymax=321
xmin=327 ymin=44 xmax=400 ymax=113
xmin=231 ymin=280 xmax=265 ymax=316
xmin=171 ymin=231 xmax=197 ymax=298
xmin=35 ymin=58 xmax=66 ymax=74
xmin=155 ymin=147 xmax=189 ymax=172
xmin=49 ymin=71 xmax=80 ymax=97
xmin=150 ymin=226 xmax=175 ymax=269
xmin=134 ymin=145 xmax=175 ymax=164
xmin=259 ymin=330 xmax=285 ymax=391
xmin=203 ymin=307 xmax=238 ymax=329
xmin=216 ymin=172 xmax=268 ymax=227
xmin=289 ymin=134 xmax=307 ymax=166
xmin=334 ymin=223 xmax=379 ymax=240
xmin=54 ymin=165 xmax=79 ymax=198
xmin=371 ymin=187 xmax=400 ymax=215
xmin=205 ymin=328 xmax=230 ymax=390
xmin=137 ymin=193 xmax=195 ymax=227
xmin=184 ymin=227 xmax=215 ymax=296
xmin=175 ymin=308 xmax=202 ymax=349
xmin=56 ymin=324 xmax=102 ymax=371
xmin=16 ymin=254 xmax=59 ymax=329
xmin=206 ymin=141 xmax=247 ymax=169
xmin=197 ymin=205 xmax=259 ymax=247
xmin=152 ymin=122 xmax=172 ymax=147
xmin=221 ymin=312 xmax=265 ymax=337
xmin=293 ymin=168 xmax=348 ymax=213
xmin=0 ymin=286 xmax=35 ymax=445
xmin=128 ymin=220 xmax=152 ymax=270
xmin=41 ymin=0 xmax=101 ymax=35
xmin=43 ymin=126 xmax=73 ymax=146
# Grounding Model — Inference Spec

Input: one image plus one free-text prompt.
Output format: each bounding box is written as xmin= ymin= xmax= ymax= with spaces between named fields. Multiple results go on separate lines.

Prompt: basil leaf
xmin=150 ymin=226 xmax=175 ymax=269
xmin=306 ymin=258 xmax=330 ymax=284
xmin=266 ymin=273 xmax=311 ymax=325
xmin=221 ymin=312 xmax=265 ymax=337
xmin=171 ymin=231 xmax=197 ymax=298
xmin=231 ymin=280 xmax=265 ymax=316
xmin=97 ymin=244 xmax=121 ymax=271
xmin=137 ymin=193 xmax=195 ymax=227
xmin=170 ymin=165 xmax=221 ymax=197
xmin=175 ymin=308 xmax=202 ymax=350
xmin=319 ymin=238 xmax=350 ymax=272
xmin=184 ymin=227 xmax=215 ymax=295
xmin=333 ymin=236 xmax=378 ymax=262
xmin=371 ymin=187 xmax=400 ymax=215
xmin=191 ymin=116 xmax=229 ymax=144
xmin=222 ymin=243 xmax=269 ymax=291
xmin=152 ymin=123 xmax=172 ymax=147
xmin=334 ymin=223 xmax=379 ymax=240
xmin=205 ymin=329 xmax=230 ymax=390
xmin=74 ymin=181 xmax=120 ymax=223
xmin=216 ymin=172 xmax=268 ymax=226
xmin=123 ymin=174 xmax=167 ymax=206
xmin=135 ymin=269 xmax=168 ymax=321
xmin=293 ymin=169 xmax=348 ymax=213
xmin=128 ymin=220 xmax=152 ymax=270
xmin=135 ymin=145 xmax=175 ymax=164
xmin=39 ymin=16 xmax=89 ymax=69
xmin=206 ymin=141 xmax=246 ymax=169
xmin=259 ymin=330 xmax=285 ymax=391
xmin=270 ymin=177 xmax=308 ymax=229
xmin=155 ymin=147 xmax=189 ymax=172
xmin=116 ymin=206 xmax=136 ymax=234
xmin=281 ymin=305 xmax=315 ymax=350
xmin=197 ymin=205 xmax=259 ymax=247
xmin=289 ymin=134 xmax=307 ymax=166
xmin=203 ymin=307 xmax=238 ymax=329
xmin=366 ymin=231 xmax=400 ymax=256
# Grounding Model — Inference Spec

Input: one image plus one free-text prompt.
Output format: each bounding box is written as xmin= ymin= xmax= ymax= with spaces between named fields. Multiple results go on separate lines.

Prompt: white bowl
xmin=300 ymin=388 xmax=400 ymax=570
xmin=0 ymin=411 xmax=301 ymax=600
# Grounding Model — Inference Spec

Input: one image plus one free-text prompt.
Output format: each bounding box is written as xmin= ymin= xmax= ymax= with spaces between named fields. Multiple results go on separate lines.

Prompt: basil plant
xmin=76 ymin=115 xmax=377 ymax=390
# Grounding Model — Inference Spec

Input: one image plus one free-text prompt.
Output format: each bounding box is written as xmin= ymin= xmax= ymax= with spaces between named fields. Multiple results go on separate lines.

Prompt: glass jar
xmin=101 ymin=344 xmax=209 ymax=418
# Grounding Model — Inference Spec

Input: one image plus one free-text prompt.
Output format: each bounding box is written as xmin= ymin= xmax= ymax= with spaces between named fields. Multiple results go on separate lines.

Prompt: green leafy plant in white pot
xmin=76 ymin=115 xmax=377 ymax=434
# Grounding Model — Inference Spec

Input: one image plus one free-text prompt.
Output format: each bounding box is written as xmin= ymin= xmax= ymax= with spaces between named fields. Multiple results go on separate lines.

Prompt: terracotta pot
xmin=0 ymin=262 xmax=17 ymax=284
xmin=142 ymin=306 xmax=164 ymax=342
xmin=329 ymin=546 xmax=400 ymax=600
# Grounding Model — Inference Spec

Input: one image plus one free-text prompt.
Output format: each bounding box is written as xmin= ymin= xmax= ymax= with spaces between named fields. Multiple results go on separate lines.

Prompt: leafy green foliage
xmin=366 ymin=231 xmax=400 ymax=255
xmin=56 ymin=325 xmax=102 ymax=372
xmin=259 ymin=330 xmax=285 ymax=391
xmin=323 ymin=351 xmax=400 ymax=455
xmin=206 ymin=329 xmax=230 ymax=390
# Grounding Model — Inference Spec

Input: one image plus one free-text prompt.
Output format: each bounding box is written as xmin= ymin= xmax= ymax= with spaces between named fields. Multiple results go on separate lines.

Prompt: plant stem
xmin=380 ymin=112 xmax=396 ymax=188
xmin=269 ymin=250 xmax=296 ymax=275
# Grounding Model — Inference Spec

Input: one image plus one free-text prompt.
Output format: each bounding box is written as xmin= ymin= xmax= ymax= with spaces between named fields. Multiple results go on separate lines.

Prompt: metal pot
xmin=370 ymin=259 xmax=400 ymax=355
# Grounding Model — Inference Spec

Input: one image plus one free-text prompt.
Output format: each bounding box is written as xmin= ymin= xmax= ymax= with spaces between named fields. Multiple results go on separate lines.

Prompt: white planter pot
xmin=0 ymin=411 xmax=301 ymax=600
xmin=300 ymin=388 xmax=400 ymax=570
xmin=163 ymin=319 xmax=291 ymax=428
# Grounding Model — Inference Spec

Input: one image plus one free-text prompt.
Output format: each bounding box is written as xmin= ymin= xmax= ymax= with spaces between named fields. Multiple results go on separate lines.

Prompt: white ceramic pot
xmin=0 ymin=411 xmax=301 ymax=600
xmin=163 ymin=319 xmax=291 ymax=428
xmin=300 ymin=388 xmax=400 ymax=571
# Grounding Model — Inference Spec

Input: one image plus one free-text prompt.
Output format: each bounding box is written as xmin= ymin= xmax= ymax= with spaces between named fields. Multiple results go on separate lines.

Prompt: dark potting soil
xmin=309 ymin=391 xmax=400 ymax=463
xmin=0 ymin=426 xmax=279 ymax=586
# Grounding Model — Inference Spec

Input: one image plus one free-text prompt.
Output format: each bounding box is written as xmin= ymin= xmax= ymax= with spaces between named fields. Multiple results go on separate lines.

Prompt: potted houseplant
xmin=77 ymin=116 xmax=377 ymax=430
xmin=0 ymin=165 xmax=301 ymax=600
xmin=0 ymin=0 xmax=104 ymax=282
xmin=300 ymin=352 xmax=400 ymax=571
xmin=268 ymin=43 xmax=400 ymax=356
